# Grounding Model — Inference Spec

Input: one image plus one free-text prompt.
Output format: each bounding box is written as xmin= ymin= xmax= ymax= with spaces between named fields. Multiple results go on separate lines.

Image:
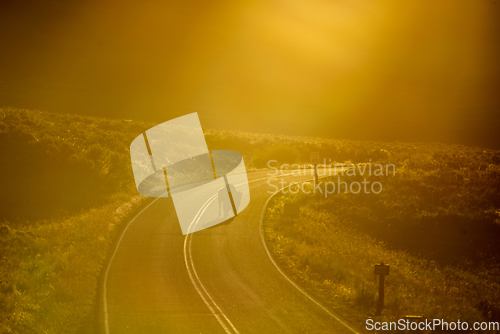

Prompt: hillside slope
xmin=1 ymin=108 xmax=499 ymax=333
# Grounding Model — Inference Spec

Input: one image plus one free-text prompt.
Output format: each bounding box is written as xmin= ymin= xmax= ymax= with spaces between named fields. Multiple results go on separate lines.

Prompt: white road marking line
xmin=184 ymin=194 xmax=238 ymax=334
xmin=182 ymin=173 xmax=314 ymax=334
xmin=103 ymin=195 xmax=165 ymax=334
xmin=102 ymin=174 xmax=274 ymax=333
xmin=102 ymin=170 xmax=332 ymax=333
xmin=258 ymin=174 xmax=361 ymax=334
xmin=182 ymin=174 xmax=288 ymax=333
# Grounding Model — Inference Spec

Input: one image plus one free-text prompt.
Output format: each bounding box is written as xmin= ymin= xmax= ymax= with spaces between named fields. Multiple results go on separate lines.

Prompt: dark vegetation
xmin=0 ymin=108 xmax=148 ymax=222
xmin=324 ymin=145 xmax=500 ymax=267
xmin=263 ymin=143 xmax=500 ymax=329
xmin=1 ymin=107 xmax=499 ymax=332
xmin=0 ymin=108 xmax=152 ymax=333
xmin=0 ymin=108 xmax=386 ymax=333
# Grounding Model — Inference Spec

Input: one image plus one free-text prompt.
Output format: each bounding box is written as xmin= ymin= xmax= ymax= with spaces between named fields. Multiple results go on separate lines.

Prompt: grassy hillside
xmin=0 ymin=108 xmax=392 ymax=333
xmin=0 ymin=108 xmax=388 ymax=224
xmin=0 ymin=108 xmax=152 ymax=333
xmin=263 ymin=143 xmax=500 ymax=328
xmin=0 ymin=108 xmax=149 ymax=223
xmin=1 ymin=107 xmax=499 ymax=332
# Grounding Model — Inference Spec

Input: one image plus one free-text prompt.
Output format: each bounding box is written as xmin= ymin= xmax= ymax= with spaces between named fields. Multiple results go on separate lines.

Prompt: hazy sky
xmin=1 ymin=0 xmax=499 ymax=148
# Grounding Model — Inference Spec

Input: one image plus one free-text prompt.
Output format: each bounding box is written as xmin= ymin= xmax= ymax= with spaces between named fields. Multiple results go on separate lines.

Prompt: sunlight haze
xmin=0 ymin=0 xmax=499 ymax=147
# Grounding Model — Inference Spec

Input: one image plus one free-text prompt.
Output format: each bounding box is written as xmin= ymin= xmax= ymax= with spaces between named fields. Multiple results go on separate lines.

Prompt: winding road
xmin=99 ymin=169 xmax=360 ymax=333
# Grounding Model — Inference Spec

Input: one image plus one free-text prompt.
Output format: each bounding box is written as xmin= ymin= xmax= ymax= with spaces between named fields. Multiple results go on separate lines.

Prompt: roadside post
xmin=310 ymin=152 xmax=319 ymax=184
xmin=374 ymin=262 xmax=390 ymax=315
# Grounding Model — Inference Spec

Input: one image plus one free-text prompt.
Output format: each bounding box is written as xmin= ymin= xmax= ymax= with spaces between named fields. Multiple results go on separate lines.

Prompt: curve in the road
xmin=259 ymin=178 xmax=359 ymax=334
xmin=102 ymin=173 xmax=357 ymax=334
xmin=184 ymin=192 xmax=239 ymax=334
xmin=181 ymin=176 xmax=285 ymax=334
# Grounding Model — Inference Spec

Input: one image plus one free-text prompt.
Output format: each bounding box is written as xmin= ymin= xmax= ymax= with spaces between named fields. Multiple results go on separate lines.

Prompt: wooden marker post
xmin=310 ymin=152 xmax=320 ymax=184
xmin=374 ymin=262 xmax=390 ymax=315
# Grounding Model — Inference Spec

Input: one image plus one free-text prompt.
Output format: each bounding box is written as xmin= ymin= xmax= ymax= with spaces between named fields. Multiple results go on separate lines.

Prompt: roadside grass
xmin=0 ymin=195 xmax=147 ymax=333
xmin=265 ymin=193 xmax=499 ymax=323
xmin=263 ymin=147 xmax=500 ymax=331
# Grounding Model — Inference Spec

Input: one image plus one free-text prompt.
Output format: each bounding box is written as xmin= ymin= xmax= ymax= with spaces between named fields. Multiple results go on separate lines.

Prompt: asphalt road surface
xmin=99 ymin=169 xmax=359 ymax=333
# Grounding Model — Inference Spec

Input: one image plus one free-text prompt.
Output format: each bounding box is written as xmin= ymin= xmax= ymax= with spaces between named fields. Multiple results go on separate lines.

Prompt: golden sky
xmin=0 ymin=0 xmax=499 ymax=147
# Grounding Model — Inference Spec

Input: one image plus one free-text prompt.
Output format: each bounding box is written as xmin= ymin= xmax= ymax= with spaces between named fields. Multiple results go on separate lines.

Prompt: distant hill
xmin=1 ymin=107 xmax=499 ymax=223
xmin=0 ymin=108 xmax=150 ymax=222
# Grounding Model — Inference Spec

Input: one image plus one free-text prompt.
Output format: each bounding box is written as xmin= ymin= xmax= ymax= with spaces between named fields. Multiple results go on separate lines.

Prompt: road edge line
xmin=184 ymin=195 xmax=238 ymax=334
xmin=102 ymin=196 xmax=164 ymax=334
xmin=258 ymin=177 xmax=361 ymax=334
